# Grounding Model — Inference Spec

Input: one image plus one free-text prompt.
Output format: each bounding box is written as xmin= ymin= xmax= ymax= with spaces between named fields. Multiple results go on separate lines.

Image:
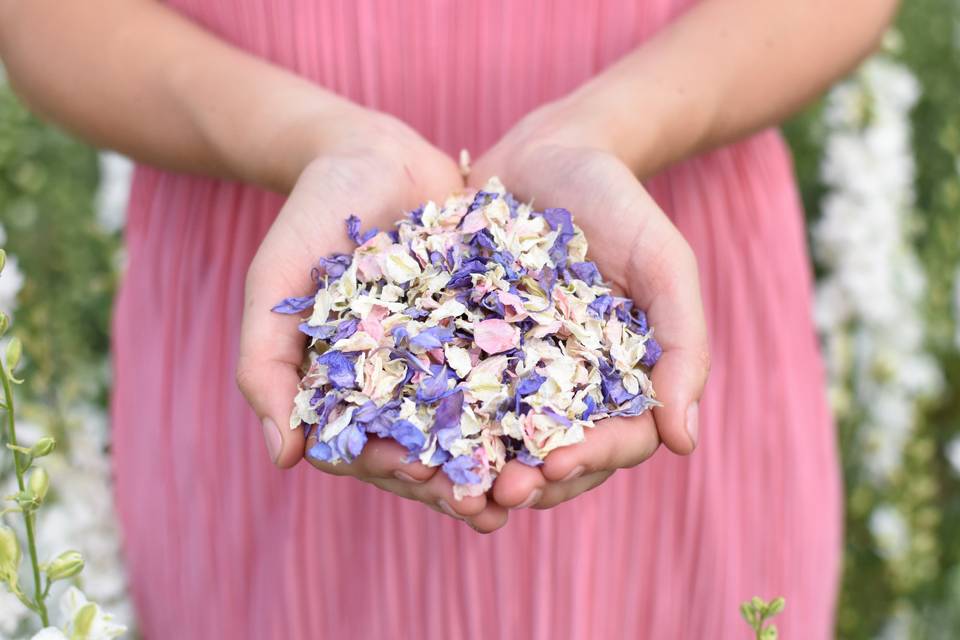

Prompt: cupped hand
xmin=469 ymin=106 xmax=710 ymax=510
xmin=236 ymin=112 xmax=507 ymax=532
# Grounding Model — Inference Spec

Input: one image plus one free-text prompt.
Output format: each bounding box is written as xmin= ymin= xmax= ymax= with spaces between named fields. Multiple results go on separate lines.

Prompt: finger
xmin=490 ymin=459 xmax=547 ymax=509
xmin=352 ymin=436 xmax=438 ymax=483
xmin=364 ymin=477 xmax=495 ymax=528
xmin=304 ymin=434 xmax=358 ymax=476
xmin=533 ymin=470 xmax=613 ymax=510
xmin=464 ymin=503 xmax=510 ymax=534
xmin=540 ymin=414 xmax=660 ymax=482
xmin=628 ymin=225 xmax=710 ymax=455
xmin=411 ymin=470 xmax=488 ymax=518
xmin=236 ymin=246 xmax=313 ymax=468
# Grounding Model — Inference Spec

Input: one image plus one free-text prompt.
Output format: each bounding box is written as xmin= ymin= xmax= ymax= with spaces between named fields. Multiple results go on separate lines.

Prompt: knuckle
xmin=234 ymin=363 xmax=256 ymax=395
xmin=695 ymin=346 xmax=712 ymax=378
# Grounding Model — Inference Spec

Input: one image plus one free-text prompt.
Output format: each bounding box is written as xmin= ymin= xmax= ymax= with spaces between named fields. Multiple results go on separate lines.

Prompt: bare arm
xmin=0 ymin=0 xmax=365 ymax=193
xmin=469 ymin=0 xmax=898 ymax=509
xmin=548 ymin=0 xmax=900 ymax=176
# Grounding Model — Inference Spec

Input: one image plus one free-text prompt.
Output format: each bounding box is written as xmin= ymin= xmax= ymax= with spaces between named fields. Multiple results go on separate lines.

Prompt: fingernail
xmin=394 ymin=470 xmax=423 ymax=483
xmin=562 ymin=465 xmax=585 ymax=482
xmin=516 ymin=488 xmax=542 ymax=509
xmin=686 ymin=402 xmax=699 ymax=448
xmin=436 ymin=499 xmax=464 ymax=520
xmin=261 ymin=418 xmax=282 ymax=464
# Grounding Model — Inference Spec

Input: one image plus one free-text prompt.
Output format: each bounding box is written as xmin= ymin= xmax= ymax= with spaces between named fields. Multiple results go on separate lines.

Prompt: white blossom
xmin=813 ymin=56 xmax=941 ymax=481
xmin=94 ymin=154 xmax=132 ymax=234
xmin=869 ymin=504 xmax=910 ymax=561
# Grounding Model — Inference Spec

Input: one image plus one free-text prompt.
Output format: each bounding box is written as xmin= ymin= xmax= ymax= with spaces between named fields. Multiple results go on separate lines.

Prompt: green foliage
xmin=0 ymin=82 xmax=119 ymax=444
xmin=740 ymin=596 xmax=785 ymax=640
xmin=782 ymin=1 xmax=960 ymax=637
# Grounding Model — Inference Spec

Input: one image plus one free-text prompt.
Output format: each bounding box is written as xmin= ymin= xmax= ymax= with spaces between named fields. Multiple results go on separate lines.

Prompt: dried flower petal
xmin=275 ymin=178 xmax=660 ymax=496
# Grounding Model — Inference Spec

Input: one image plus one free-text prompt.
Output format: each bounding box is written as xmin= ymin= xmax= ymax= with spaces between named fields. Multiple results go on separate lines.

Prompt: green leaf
xmin=0 ymin=249 xmax=6 ymax=274
xmin=761 ymin=625 xmax=778 ymax=640
xmin=740 ymin=602 xmax=756 ymax=627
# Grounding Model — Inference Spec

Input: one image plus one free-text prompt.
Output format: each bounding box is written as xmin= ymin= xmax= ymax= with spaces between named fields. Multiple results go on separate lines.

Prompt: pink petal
xmin=460 ymin=209 xmax=488 ymax=233
xmin=359 ymin=305 xmax=388 ymax=343
xmin=473 ymin=319 xmax=520 ymax=354
xmin=497 ymin=290 xmax=528 ymax=322
xmin=357 ymin=254 xmax=382 ymax=281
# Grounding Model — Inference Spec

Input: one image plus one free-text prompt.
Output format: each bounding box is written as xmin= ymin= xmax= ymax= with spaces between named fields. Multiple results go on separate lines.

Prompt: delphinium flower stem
xmin=1 ymin=363 xmax=49 ymax=626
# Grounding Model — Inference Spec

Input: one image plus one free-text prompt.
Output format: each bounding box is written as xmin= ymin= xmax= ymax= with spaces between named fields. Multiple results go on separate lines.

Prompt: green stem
xmin=1 ymin=367 xmax=49 ymax=626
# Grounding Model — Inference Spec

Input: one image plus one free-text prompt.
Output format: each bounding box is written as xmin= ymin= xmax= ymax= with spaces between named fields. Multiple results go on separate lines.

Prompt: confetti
xmin=274 ymin=178 xmax=661 ymax=499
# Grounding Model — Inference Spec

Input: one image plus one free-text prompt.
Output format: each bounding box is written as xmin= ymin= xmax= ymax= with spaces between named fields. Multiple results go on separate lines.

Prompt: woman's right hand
xmin=236 ymin=110 xmax=509 ymax=533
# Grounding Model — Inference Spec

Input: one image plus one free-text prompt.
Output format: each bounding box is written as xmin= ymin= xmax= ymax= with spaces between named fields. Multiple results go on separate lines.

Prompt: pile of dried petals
xmin=274 ymin=178 xmax=661 ymax=499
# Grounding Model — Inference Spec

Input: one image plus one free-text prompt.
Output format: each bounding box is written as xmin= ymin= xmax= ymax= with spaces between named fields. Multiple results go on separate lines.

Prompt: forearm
xmin=0 ymin=0 xmax=360 ymax=192
xmin=563 ymin=0 xmax=899 ymax=177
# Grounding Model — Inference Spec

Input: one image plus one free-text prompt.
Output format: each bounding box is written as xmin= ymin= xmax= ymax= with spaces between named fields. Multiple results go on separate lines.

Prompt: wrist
xmin=529 ymin=66 xmax=714 ymax=179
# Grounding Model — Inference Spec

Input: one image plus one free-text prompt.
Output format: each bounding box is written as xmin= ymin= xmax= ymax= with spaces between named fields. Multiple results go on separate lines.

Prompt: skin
xmin=0 ymin=0 xmax=898 ymax=531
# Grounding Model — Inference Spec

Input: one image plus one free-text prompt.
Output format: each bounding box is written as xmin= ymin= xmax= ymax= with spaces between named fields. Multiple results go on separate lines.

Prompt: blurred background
xmin=0 ymin=2 xmax=958 ymax=638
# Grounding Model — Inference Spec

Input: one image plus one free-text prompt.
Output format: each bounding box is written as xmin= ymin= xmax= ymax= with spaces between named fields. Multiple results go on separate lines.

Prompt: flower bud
xmin=30 ymin=436 xmax=57 ymax=458
xmin=0 ymin=525 xmax=21 ymax=584
xmin=28 ymin=467 xmax=49 ymax=504
xmin=0 ymin=313 xmax=8 ymax=337
xmin=5 ymin=337 xmax=22 ymax=372
xmin=766 ymin=597 xmax=785 ymax=616
xmin=46 ymin=550 xmax=84 ymax=582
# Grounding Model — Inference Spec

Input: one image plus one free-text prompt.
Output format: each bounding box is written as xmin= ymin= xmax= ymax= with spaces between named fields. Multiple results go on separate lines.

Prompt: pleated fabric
xmin=110 ymin=1 xmax=842 ymax=638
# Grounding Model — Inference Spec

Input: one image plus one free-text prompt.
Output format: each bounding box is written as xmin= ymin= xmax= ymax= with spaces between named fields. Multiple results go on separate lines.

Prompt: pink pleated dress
xmin=110 ymin=1 xmax=842 ymax=638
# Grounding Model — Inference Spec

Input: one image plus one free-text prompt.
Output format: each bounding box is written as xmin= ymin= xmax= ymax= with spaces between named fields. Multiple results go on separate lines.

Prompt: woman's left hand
xmin=469 ymin=102 xmax=711 ymax=510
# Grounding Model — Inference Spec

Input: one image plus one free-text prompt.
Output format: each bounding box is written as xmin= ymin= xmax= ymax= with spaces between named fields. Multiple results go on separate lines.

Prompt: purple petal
xmin=390 ymin=420 xmax=426 ymax=454
xmin=317 ymin=351 xmax=356 ymax=389
xmin=543 ymin=208 xmax=575 ymax=269
xmin=417 ymin=367 xmax=454 ymax=403
xmin=442 ymin=455 xmax=482 ymax=485
xmin=333 ymin=318 xmax=360 ymax=342
xmin=599 ymin=359 xmax=637 ymax=405
xmin=431 ymin=390 xmax=464 ymax=451
xmin=448 ymin=257 xmax=489 ymax=288
xmin=271 ymin=295 xmax=314 ymax=314
xmin=427 ymin=446 xmax=451 ymax=466
xmin=388 ymin=349 xmax=432 ymax=375
xmin=298 ymin=322 xmax=336 ymax=339
xmin=516 ymin=449 xmax=544 ymax=467
xmin=468 ymin=230 xmax=498 ymax=253
xmin=312 ymin=254 xmax=352 ymax=284
xmin=569 ymin=261 xmax=601 ymax=286
xmin=580 ymin=395 xmax=598 ymax=420
xmin=641 ymin=336 xmax=662 ymax=368
xmin=332 ymin=423 xmax=367 ymax=461
xmin=346 ymin=214 xmax=377 ymax=245
xmin=409 ymin=325 xmax=455 ymax=350
xmin=588 ymin=294 xmax=614 ymax=318
xmin=516 ymin=373 xmax=546 ymax=396
xmin=307 ymin=440 xmax=335 ymax=462
xmin=491 ymin=251 xmax=521 ymax=281
xmin=608 ymin=394 xmax=656 ymax=417
xmin=480 ymin=292 xmax=506 ymax=317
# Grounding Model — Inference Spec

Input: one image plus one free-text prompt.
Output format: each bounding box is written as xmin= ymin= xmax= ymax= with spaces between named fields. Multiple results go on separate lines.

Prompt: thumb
xmin=236 ymin=254 xmax=311 ymax=469
xmin=236 ymin=355 xmax=306 ymax=469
